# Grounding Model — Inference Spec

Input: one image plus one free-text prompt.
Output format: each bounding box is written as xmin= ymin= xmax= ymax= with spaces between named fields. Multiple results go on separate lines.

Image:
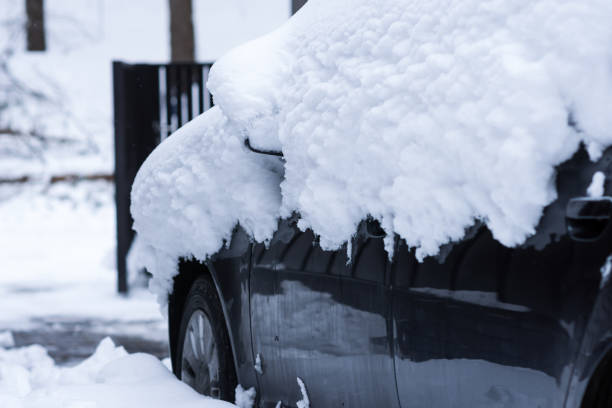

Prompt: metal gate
xmin=113 ymin=61 xmax=214 ymax=293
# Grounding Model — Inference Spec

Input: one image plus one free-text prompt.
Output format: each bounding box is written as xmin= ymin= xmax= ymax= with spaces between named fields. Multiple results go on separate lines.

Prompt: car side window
xmin=281 ymin=230 xmax=315 ymax=270
xmin=352 ymin=237 xmax=387 ymax=284
xmin=393 ymin=240 xmax=413 ymax=288
xmin=454 ymin=227 xmax=509 ymax=293
xmin=329 ymin=243 xmax=351 ymax=276
xmin=304 ymin=239 xmax=334 ymax=274
xmin=254 ymin=219 xmax=295 ymax=267
xmin=255 ymin=218 xmax=387 ymax=284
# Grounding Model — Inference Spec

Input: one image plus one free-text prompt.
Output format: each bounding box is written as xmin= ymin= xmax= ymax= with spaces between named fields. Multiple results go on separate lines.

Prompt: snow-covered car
xmin=155 ymin=143 xmax=612 ymax=408
xmin=129 ymin=0 xmax=612 ymax=406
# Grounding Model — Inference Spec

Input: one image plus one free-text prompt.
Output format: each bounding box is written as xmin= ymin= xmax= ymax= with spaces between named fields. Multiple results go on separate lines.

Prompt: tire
xmin=581 ymin=352 xmax=612 ymax=408
xmin=176 ymin=276 xmax=237 ymax=401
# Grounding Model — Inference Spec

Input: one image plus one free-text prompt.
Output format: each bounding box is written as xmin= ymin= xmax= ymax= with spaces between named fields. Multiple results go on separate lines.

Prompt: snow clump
xmin=587 ymin=171 xmax=606 ymax=198
xmin=235 ymin=384 xmax=257 ymax=408
xmin=132 ymin=0 xmax=612 ymax=304
xmin=0 ymin=337 xmax=236 ymax=408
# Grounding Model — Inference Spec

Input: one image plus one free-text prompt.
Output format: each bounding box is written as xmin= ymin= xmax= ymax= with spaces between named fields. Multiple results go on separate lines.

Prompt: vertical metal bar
xmin=165 ymin=65 xmax=172 ymax=137
xmin=186 ymin=65 xmax=193 ymax=121
xmin=197 ymin=65 xmax=204 ymax=115
xmin=112 ymin=61 xmax=129 ymax=294
xmin=205 ymin=65 xmax=214 ymax=108
xmin=158 ymin=66 xmax=168 ymax=141
xmin=177 ymin=65 xmax=183 ymax=127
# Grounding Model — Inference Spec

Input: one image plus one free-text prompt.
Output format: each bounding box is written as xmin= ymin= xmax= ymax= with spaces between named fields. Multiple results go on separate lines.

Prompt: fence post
xmin=113 ymin=62 xmax=129 ymax=294
xmin=113 ymin=62 xmax=161 ymax=294
xmin=113 ymin=62 xmax=213 ymax=294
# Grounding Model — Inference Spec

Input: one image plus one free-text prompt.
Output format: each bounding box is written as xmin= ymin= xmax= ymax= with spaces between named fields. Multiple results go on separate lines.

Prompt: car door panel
xmin=393 ymin=146 xmax=612 ymax=408
xmin=250 ymin=221 xmax=399 ymax=407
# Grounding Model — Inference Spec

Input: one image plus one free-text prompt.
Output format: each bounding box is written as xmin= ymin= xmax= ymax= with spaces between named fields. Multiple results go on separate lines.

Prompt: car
xmin=165 ymin=143 xmax=612 ymax=408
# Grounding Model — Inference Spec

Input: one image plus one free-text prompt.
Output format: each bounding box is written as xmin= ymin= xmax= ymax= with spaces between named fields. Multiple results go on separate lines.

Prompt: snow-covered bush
xmin=132 ymin=0 xmax=612 ymax=305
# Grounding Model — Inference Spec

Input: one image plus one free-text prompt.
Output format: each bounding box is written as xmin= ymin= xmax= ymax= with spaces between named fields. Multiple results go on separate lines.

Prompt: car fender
xmin=565 ymin=269 xmax=612 ymax=408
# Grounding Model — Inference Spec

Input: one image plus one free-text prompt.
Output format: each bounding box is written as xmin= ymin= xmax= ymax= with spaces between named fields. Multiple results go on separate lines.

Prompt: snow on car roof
xmin=131 ymin=0 xmax=612 ymax=304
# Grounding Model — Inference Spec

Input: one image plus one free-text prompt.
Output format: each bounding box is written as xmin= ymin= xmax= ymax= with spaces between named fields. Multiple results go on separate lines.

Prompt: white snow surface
xmin=0 ymin=182 xmax=164 ymax=335
xmin=0 ymin=337 xmax=236 ymax=408
xmin=0 ymin=332 xmax=15 ymax=349
xmin=587 ymin=171 xmax=606 ymax=198
xmin=234 ymin=385 xmax=256 ymax=408
xmin=132 ymin=0 xmax=612 ymax=303
xmin=296 ymin=377 xmax=310 ymax=408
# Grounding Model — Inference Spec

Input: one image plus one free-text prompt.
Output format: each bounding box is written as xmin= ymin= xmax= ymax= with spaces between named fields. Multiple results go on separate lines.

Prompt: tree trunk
xmin=169 ymin=0 xmax=195 ymax=62
xmin=292 ymin=0 xmax=307 ymax=14
xmin=26 ymin=0 xmax=46 ymax=51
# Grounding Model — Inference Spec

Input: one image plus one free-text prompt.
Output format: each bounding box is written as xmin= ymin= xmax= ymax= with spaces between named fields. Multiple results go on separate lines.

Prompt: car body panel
xmin=170 ymin=146 xmax=612 ymax=407
xmin=249 ymin=221 xmax=400 ymax=407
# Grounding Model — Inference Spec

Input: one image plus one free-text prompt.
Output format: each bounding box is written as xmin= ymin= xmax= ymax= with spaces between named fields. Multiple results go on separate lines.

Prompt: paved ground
xmin=9 ymin=317 xmax=169 ymax=365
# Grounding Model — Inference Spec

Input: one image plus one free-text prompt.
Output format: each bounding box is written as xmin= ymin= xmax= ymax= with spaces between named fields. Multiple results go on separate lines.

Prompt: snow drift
xmin=0 ymin=337 xmax=236 ymax=408
xmin=131 ymin=0 xmax=612 ymax=304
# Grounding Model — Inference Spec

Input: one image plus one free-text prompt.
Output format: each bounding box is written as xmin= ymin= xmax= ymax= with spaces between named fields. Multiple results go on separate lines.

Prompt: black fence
xmin=113 ymin=61 xmax=214 ymax=293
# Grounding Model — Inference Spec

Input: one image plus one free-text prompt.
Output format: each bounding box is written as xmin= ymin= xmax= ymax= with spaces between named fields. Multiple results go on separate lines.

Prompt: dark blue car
xmin=167 ymin=145 xmax=612 ymax=408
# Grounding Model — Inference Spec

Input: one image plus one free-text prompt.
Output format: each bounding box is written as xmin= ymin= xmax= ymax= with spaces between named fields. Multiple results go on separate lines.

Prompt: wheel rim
xmin=180 ymin=309 xmax=221 ymax=398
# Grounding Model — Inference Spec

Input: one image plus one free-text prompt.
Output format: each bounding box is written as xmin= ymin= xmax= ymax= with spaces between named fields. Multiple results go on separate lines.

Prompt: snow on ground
xmin=0 ymin=183 xmax=231 ymax=405
xmin=0 ymin=182 xmax=161 ymax=329
xmin=132 ymin=0 xmax=612 ymax=303
xmin=0 ymin=1 xmax=291 ymax=405
xmin=0 ymin=337 xmax=236 ymax=408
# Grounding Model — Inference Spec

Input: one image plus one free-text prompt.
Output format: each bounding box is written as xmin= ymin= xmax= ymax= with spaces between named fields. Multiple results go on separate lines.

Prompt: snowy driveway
xmin=0 ymin=183 xmax=242 ymax=407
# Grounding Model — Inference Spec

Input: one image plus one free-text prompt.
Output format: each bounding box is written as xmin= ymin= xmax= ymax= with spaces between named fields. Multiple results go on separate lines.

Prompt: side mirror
xmin=244 ymin=138 xmax=283 ymax=157
xmin=566 ymin=197 xmax=612 ymax=241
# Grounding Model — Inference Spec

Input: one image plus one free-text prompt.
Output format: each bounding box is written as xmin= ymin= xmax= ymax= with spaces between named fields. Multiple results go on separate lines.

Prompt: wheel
xmin=176 ymin=276 xmax=237 ymax=401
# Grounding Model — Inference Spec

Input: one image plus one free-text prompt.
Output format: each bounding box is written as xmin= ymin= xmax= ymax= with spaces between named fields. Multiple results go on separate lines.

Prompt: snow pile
xmin=235 ymin=384 xmax=256 ymax=408
xmin=132 ymin=0 xmax=612 ymax=302
xmin=0 ymin=337 xmax=236 ymax=408
xmin=0 ymin=182 xmax=163 ymax=328
xmin=587 ymin=171 xmax=606 ymax=198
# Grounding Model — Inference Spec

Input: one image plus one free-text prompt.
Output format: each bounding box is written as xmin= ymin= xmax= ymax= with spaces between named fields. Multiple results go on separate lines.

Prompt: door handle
xmin=566 ymin=197 xmax=612 ymax=241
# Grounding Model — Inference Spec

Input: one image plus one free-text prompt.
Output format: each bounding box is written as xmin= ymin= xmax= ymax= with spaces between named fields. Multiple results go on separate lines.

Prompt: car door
xmin=250 ymin=219 xmax=399 ymax=407
xmin=392 ymin=146 xmax=611 ymax=408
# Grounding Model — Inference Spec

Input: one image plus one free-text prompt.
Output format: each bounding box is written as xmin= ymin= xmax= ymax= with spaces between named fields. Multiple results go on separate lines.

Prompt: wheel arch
xmin=168 ymin=258 xmax=240 ymax=381
xmin=565 ymin=280 xmax=612 ymax=408
xmin=577 ymin=344 xmax=612 ymax=408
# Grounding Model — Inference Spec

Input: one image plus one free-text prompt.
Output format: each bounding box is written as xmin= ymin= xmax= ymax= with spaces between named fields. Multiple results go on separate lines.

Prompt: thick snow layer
xmin=0 ymin=182 xmax=163 ymax=330
xmin=132 ymin=0 xmax=612 ymax=302
xmin=0 ymin=337 xmax=236 ymax=408
xmin=131 ymin=108 xmax=283 ymax=304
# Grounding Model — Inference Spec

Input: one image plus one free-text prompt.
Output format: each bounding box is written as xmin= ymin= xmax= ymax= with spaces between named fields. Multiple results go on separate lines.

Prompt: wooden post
xmin=26 ymin=0 xmax=46 ymax=51
xmin=169 ymin=0 xmax=195 ymax=62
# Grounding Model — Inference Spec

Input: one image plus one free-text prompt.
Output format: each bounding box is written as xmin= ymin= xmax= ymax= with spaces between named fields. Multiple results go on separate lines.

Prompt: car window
xmin=454 ymin=228 xmax=509 ymax=293
xmin=304 ymin=240 xmax=334 ymax=274
xmin=329 ymin=243 xmax=351 ymax=277
xmin=352 ymin=237 xmax=387 ymax=284
xmin=393 ymin=240 xmax=413 ymax=288
xmin=281 ymin=230 xmax=315 ymax=270
xmin=255 ymin=218 xmax=388 ymax=284
xmin=255 ymin=219 xmax=295 ymax=267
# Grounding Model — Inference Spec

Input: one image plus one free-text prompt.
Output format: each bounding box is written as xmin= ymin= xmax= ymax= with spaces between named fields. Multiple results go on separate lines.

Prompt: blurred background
xmin=0 ymin=0 xmax=302 ymax=363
